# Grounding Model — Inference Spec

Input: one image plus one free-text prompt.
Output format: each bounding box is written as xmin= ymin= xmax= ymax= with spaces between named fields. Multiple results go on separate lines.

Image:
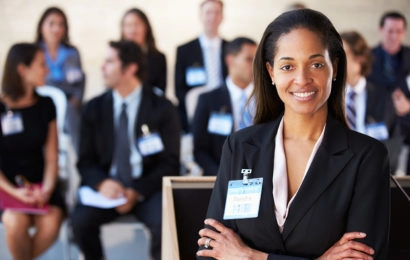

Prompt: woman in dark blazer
xmin=197 ymin=9 xmax=390 ymax=260
xmin=121 ymin=8 xmax=167 ymax=94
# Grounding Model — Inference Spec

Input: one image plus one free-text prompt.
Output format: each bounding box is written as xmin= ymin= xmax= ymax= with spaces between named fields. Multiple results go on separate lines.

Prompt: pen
xmin=15 ymin=175 xmax=31 ymax=188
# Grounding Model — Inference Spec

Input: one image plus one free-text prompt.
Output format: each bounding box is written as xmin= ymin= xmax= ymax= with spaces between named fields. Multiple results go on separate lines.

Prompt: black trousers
xmin=70 ymin=191 xmax=162 ymax=260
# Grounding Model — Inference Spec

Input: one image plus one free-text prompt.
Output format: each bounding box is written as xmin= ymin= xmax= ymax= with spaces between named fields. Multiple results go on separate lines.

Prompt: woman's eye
xmin=312 ymin=63 xmax=324 ymax=69
xmin=280 ymin=65 xmax=292 ymax=71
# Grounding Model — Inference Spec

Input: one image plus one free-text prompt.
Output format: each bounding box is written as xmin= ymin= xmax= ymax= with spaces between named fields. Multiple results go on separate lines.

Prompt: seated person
xmin=0 ymin=43 xmax=65 ymax=260
xmin=70 ymin=40 xmax=180 ymax=260
xmin=192 ymin=37 xmax=257 ymax=175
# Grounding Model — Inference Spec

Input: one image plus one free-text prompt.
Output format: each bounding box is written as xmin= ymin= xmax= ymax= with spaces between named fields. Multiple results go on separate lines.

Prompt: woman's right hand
xmin=317 ymin=232 xmax=374 ymax=260
xmin=13 ymin=187 xmax=37 ymax=205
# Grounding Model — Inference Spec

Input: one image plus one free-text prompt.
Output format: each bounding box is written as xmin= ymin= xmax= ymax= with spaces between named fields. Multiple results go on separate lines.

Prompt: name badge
xmin=186 ymin=67 xmax=207 ymax=87
xmin=1 ymin=111 xmax=24 ymax=136
xmin=66 ymin=67 xmax=83 ymax=84
xmin=366 ymin=122 xmax=389 ymax=141
xmin=138 ymin=133 xmax=164 ymax=156
xmin=207 ymin=112 xmax=233 ymax=136
xmin=223 ymin=177 xmax=263 ymax=220
xmin=137 ymin=124 xmax=164 ymax=156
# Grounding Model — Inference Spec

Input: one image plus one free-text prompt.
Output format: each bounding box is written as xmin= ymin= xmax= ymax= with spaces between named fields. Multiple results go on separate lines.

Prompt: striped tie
xmin=346 ymin=91 xmax=356 ymax=130
xmin=238 ymin=93 xmax=253 ymax=130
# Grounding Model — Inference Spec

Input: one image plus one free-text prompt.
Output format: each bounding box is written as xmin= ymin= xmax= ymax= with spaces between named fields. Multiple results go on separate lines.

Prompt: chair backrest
xmin=36 ymin=85 xmax=67 ymax=136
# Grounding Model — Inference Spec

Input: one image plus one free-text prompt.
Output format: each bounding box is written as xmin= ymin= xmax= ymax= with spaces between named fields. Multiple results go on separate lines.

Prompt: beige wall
xmin=0 ymin=0 xmax=409 ymax=102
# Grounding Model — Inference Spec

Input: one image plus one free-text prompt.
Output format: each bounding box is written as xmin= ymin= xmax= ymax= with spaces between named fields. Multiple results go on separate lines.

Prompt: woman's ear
xmin=265 ymin=62 xmax=274 ymax=82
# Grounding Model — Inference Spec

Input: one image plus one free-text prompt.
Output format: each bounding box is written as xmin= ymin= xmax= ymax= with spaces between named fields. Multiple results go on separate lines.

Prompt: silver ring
xmin=204 ymin=237 xmax=212 ymax=249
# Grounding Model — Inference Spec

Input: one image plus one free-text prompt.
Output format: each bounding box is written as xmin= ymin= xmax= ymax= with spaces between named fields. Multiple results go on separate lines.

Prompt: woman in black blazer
xmin=121 ymin=8 xmax=167 ymax=94
xmin=197 ymin=9 xmax=390 ymax=260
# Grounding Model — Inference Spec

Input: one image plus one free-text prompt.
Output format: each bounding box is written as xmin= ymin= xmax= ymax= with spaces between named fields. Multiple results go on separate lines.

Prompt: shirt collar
xmin=113 ymin=85 xmax=142 ymax=107
xmin=226 ymin=76 xmax=254 ymax=101
xmin=199 ymin=34 xmax=222 ymax=49
xmin=346 ymin=77 xmax=366 ymax=95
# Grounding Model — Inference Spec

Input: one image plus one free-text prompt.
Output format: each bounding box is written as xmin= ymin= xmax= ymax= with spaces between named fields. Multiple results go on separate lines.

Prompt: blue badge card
xmin=1 ymin=111 xmax=24 ymax=136
xmin=223 ymin=178 xmax=263 ymax=220
xmin=186 ymin=67 xmax=207 ymax=87
xmin=207 ymin=113 xmax=233 ymax=136
xmin=137 ymin=133 xmax=164 ymax=156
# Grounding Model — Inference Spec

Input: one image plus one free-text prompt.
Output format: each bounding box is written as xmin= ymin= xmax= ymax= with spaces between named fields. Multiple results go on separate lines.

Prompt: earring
xmin=333 ymin=78 xmax=336 ymax=82
xmin=272 ymin=81 xmax=275 ymax=86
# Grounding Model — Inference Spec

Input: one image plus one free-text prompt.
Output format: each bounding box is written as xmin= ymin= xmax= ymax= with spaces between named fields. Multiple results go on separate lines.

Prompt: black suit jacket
xmin=200 ymin=116 xmax=390 ymax=259
xmin=77 ymin=86 xmax=181 ymax=199
xmin=365 ymin=81 xmax=397 ymax=133
xmin=368 ymin=44 xmax=410 ymax=92
xmin=145 ymin=50 xmax=167 ymax=93
xmin=175 ymin=38 xmax=228 ymax=132
xmin=192 ymin=85 xmax=232 ymax=175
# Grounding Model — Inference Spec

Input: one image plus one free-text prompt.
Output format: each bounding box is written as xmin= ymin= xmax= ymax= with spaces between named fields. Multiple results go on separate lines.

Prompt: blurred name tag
xmin=223 ymin=178 xmax=263 ymax=220
xmin=138 ymin=133 xmax=164 ymax=156
xmin=366 ymin=122 xmax=389 ymax=141
xmin=207 ymin=113 xmax=233 ymax=136
xmin=1 ymin=111 xmax=24 ymax=136
xmin=186 ymin=67 xmax=207 ymax=87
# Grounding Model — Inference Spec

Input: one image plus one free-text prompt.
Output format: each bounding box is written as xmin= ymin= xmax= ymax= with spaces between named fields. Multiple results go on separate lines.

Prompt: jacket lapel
xmin=282 ymin=118 xmax=354 ymax=240
xmin=243 ymin=119 xmax=285 ymax=248
xmin=134 ymin=86 xmax=151 ymax=138
xmin=102 ymin=92 xmax=115 ymax=163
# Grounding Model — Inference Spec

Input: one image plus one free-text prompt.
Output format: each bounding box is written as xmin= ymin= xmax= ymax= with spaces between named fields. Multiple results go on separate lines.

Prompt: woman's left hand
xmin=196 ymin=218 xmax=267 ymax=260
xmin=38 ymin=187 xmax=52 ymax=206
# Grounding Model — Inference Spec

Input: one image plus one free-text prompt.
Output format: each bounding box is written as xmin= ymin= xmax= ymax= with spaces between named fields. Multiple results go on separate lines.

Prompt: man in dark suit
xmin=368 ymin=11 xmax=410 ymax=92
xmin=192 ymin=37 xmax=257 ymax=175
xmin=368 ymin=11 xmax=410 ymax=175
xmin=70 ymin=41 xmax=180 ymax=260
xmin=174 ymin=0 xmax=228 ymax=132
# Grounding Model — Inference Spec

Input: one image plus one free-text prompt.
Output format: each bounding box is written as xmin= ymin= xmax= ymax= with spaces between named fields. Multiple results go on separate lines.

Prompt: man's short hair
xmin=225 ymin=37 xmax=256 ymax=57
xmin=109 ymin=40 xmax=146 ymax=81
xmin=379 ymin=11 xmax=407 ymax=29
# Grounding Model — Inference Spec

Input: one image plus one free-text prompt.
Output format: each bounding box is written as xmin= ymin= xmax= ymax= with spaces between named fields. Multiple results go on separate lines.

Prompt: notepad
xmin=0 ymin=187 xmax=49 ymax=214
xmin=78 ymin=186 xmax=127 ymax=209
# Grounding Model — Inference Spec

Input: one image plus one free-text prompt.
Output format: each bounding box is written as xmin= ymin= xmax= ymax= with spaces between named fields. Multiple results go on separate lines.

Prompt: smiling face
xmin=266 ymin=28 xmax=337 ymax=118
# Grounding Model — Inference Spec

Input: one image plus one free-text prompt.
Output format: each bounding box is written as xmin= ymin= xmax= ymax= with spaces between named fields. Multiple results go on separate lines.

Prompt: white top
xmin=110 ymin=86 xmax=143 ymax=179
xmin=346 ymin=77 xmax=367 ymax=134
xmin=406 ymin=74 xmax=410 ymax=92
xmin=226 ymin=77 xmax=254 ymax=131
xmin=199 ymin=34 xmax=223 ymax=89
xmin=273 ymin=118 xmax=325 ymax=233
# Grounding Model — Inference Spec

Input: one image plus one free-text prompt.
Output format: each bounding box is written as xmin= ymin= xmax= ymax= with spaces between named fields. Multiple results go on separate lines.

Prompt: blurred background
xmin=0 ymin=0 xmax=409 ymax=102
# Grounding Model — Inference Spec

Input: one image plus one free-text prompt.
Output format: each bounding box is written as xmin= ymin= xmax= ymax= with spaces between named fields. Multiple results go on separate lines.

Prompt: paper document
xmin=79 ymin=186 xmax=127 ymax=208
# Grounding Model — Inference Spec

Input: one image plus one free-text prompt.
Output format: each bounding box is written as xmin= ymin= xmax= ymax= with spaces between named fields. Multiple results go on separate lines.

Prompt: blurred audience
xmin=192 ymin=37 xmax=257 ymax=175
xmin=367 ymin=11 xmax=410 ymax=175
xmin=120 ymin=8 xmax=167 ymax=95
xmin=0 ymin=43 xmax=65 ymax=260
xmin=342 ymin=31 xmax=403 ymax=172
xmin=35 ymin=6 xmax=85 ymax=152
xmin=175 ymin=0 xmax=228 ymax=132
